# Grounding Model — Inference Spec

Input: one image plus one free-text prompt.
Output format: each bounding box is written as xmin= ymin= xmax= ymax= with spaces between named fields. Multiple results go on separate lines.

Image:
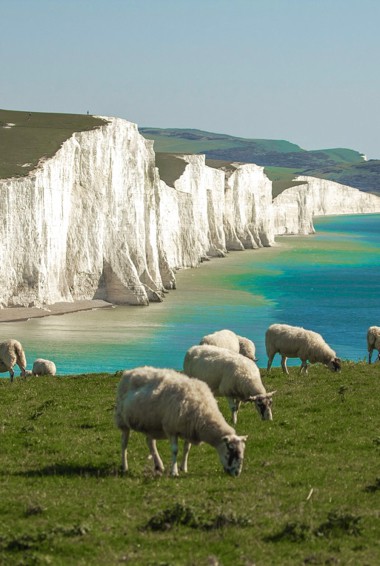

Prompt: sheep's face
xmin=251 ymin=392 xmax=276 ymax=421
xmin=327 ymin=357 xmax=341 ymax=372
xmin=217 ymin=435 xmax=247 ymax=477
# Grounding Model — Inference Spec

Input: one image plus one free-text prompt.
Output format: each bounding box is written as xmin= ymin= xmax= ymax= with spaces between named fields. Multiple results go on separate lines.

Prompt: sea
xmin=1 ymin=213 xmax=379 ymax=376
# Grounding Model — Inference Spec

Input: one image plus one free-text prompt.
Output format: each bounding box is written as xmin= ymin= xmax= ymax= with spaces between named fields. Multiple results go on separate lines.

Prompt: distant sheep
xmin=367 ymin=326 xmax=380 ymax=364
xmin=200 ymin=329 xmax=257 ymax=361
xmin=0 ymin=339 xmax=27 ymax=382
xmin=115 ymin=366 xmax=247 ymax=477
xmin=184 ymin=344 xmax=275 ymax=425
xmin=265 ymin=323 xmax=341 ymax=374
xmin=32 ymin=358 xmax=57 ymax=376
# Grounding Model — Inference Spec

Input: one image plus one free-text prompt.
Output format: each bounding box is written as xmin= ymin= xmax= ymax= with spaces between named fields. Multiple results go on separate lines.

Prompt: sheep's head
xmin=248 ymin=391 xmax=276 ymax=420
xmin=327 ymin=357 xmax=341 ymax=372
xmin=217 ymin=434 xmax=247 ymax=477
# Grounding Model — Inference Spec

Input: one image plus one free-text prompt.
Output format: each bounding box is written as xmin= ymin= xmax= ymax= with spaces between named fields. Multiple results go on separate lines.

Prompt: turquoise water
xmin=1 ymin=213 xmax=379 ymax=375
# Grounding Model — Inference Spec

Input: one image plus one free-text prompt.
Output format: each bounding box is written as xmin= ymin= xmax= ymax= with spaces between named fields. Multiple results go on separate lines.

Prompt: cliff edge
xmin=1 ymin=115 xmax=380 ymax=309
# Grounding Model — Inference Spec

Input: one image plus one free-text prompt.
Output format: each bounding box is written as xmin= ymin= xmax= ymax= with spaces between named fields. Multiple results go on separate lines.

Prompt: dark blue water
xmin=2 ymin=214 xmax=379 ymax=375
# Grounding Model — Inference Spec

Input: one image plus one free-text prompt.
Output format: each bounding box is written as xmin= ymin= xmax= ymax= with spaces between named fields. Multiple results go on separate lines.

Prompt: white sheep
xmin=200 ymin=329 xmax=257 ymax=361
xmin=183 ymin=344 xmax=275 ymax=425
xmin=367 ymin=326 xmax=380 ymax=364
xmin=265 ymin=323 xmax=341 ymax=374
xmin=32 ymin=358 xmax=57 ymax=376
xmin=0 ymin=339 xmax=27 ymax=382
xmin=115 ymin=366 xmax=247 ymax=477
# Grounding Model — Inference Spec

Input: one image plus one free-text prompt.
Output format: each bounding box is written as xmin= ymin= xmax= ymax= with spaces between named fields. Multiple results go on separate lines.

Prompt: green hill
xmin=140 ymin=127 xmax=380 ymax=195
xmin=1 ymin=110 xmax=378 ymax=196
xmin=0 ymin=109 xmax=106 ymax=179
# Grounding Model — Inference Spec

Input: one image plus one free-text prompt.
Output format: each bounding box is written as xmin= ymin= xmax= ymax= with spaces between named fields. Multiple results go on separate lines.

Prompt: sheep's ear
xmin=239 ymin=435 xmax=248 ymax=442
xmin=267 ymin=390 xmax=277 ymax=397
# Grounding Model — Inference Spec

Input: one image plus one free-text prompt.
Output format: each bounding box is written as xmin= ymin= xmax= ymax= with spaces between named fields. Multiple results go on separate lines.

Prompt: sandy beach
xmin=0 ymin=300 xmax=114 ymax=323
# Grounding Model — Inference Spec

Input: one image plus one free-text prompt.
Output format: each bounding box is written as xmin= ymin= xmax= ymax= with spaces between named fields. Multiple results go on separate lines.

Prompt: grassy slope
xmin=0 ymin=109 xmax=106 ymax=179
xmin=155 ymin=153 xmax=188 ymax=188
xmin=1 ymin=110 xmax=377 ymax=194
xmin=0 ymin=362 xmax=379 ymax=565
xmin=140 ymin=127 xmax=380 ymax=195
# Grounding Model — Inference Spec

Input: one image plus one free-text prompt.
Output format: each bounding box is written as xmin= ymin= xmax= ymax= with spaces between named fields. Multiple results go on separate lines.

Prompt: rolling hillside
xmin=0 ymin=109 xmax=106 ymax=179
xmin=1 ymin=109 xmax=378 ymax=195
xmin=140 ymin=127 xmax=380 ymax=195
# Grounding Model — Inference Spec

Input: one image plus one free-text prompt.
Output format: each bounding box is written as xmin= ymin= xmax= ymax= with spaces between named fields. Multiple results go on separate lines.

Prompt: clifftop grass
xmin=0 ymin=109 xmax=106 ymax=180
xmin=0 ymin=361 xmax=379 ymax=565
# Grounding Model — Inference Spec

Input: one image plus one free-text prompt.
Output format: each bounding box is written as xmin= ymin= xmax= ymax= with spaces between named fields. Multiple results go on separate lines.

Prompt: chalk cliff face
xmin=156 ymin=154 xmax=226 ymax=272
xmin=0 ymin=118 xmax=167 ymax=307
xmin=273 ymin=176 xmax=380 ymax=235
xmin=222 ymin=163 xmax=274 ymax=250
xmin=1 ymin=116 xmax=380 ymax=308
xmin=0 ymin=117 xmax=275 ymax=308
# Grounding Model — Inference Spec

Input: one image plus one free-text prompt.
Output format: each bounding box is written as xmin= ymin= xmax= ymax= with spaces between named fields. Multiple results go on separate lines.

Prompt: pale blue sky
xmin=2 ymin=0 xmax=379 ymax=158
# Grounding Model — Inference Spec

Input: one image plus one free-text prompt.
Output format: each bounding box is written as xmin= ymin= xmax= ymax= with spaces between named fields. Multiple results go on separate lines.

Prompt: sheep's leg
xmin=168 ymin=435 xmax=180 ymax=477
xmin=227 ymin=397 xmax=240 ymax=424
xmin=146 ymin=437 xmax=164 ymax=474
xmin=18 ymin=364 xmax=26 ymax=378
xmin=180 ymin=441 xmax=191 ymax=473
xmin=300 ymin=360 xmax=308 ymax=374
xmin=267 ymin=354 xmax=275 ymax=372
xmin=121 ymin=428 xmax=130 ymax=472
xmin=9 ymin=369 xmax=14 ymax=383
xmin=281 ymin=356 xmax=289 ymax=374
xmin=368 ymin=348 xmax=373 ymax=364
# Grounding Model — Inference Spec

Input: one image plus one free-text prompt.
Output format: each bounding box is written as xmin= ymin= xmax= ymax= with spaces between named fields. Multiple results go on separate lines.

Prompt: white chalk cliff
xmin=272 ymin=176 xmax=380 ymax=235
xmin=0 ymin=116 xmax=379 ymax=308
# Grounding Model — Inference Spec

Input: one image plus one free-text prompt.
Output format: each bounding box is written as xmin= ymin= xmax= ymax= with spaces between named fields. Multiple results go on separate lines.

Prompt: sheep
xmin=265 ymin=323 xmax=341 ymax=375
xmin=0 ymin=339 xmax=27 ymax=382
xmin=183 ymin=344 xmax=275 ymax=425
xmin=200 ymin=329 xmax=257 ymax=361
xmin=367 ymin=326 xmax=380 ymax=364
xmin=115 ymin=366 xmax=247 ymax=477
xmin=32 ymin=358 xmax=57 ymax=376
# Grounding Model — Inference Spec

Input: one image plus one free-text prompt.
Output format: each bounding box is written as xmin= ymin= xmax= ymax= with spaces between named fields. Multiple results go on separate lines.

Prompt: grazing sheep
xmin=0 ymin=339 xmax=27 ymax=382
xmin=200 ymin=329 xmax=257 ymax=361
xmin=115 ymin=366 xmax=247 ymax=477
xmin=183 ymin=345 xmax=275 ymax=425
xmin=367 ymin=326 xmax=380 ymax=364
xmin=32 ymin=358 xmax=57 ymax=376
xmin=265 ymin=323 xmax=341 ymax=375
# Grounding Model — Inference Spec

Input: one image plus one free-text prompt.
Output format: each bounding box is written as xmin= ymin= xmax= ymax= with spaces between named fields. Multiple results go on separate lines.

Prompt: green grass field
xmin=1 ymin=362 xmax=379 ymax=565
xmin=0 ymin=109 xmax=106 ymax=179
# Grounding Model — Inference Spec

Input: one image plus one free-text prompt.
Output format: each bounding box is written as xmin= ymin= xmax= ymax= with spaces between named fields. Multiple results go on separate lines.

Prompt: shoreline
xmin=0 ymin=212 xmax=376 ymax=325
xmin=0 ymin=299 xmax=114 ymax=323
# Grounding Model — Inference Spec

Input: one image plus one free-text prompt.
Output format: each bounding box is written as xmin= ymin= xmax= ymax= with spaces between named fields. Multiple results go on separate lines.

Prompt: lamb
xmin=115 ymin=366 xmax=247 ymax=477
xmin=32 ymin=358 xmax=57 ymax=376
xmin=200 ymin=329 xmax=257 ymax=361
xmin=265 ymin=323 xmax=341 ymax=375
xmin=183 ymin=344 xmax=275 ymax=425
xmin=0 ymin=339 xmax=27 ymax=382
xmin=367 ymin=326 xmax=380 ymax=364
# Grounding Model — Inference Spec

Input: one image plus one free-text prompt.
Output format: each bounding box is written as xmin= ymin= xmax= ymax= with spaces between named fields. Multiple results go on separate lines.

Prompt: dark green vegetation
xmin=0 ymin=109 xmax=106 ymax=179
xmin=1 ymin=362 xmax=379 ymax=565
xmin=2 ymin=108 xmax=378 ymax=195
xmin=140 ymin=127 xmax=380 ymax=196
xmin=155 ymin=153 xmax=188 ymax=188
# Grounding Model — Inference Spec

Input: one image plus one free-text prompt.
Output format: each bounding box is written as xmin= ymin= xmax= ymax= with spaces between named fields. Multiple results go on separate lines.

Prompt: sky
xmin=1 ymin=0 xmax=380 ymax=158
